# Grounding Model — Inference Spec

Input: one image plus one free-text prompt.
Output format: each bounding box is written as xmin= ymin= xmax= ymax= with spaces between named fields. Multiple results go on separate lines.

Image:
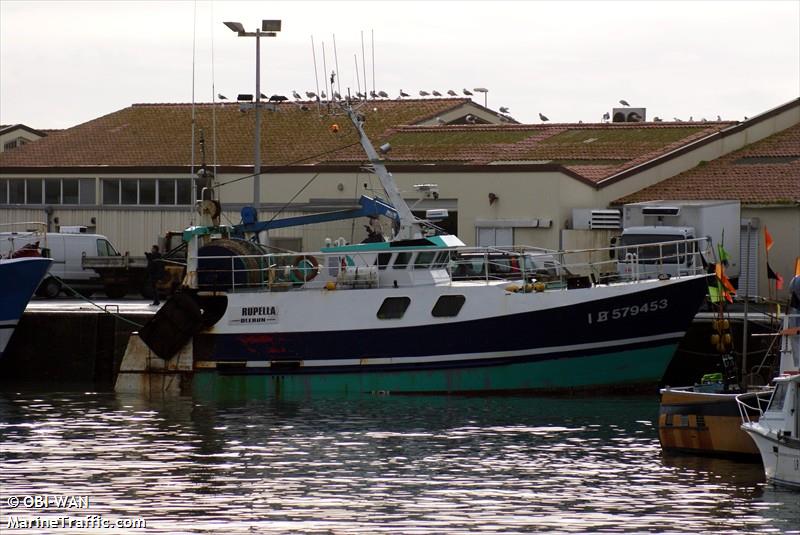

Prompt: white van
xmin=0 ymin=231 xmax=120 ymax=297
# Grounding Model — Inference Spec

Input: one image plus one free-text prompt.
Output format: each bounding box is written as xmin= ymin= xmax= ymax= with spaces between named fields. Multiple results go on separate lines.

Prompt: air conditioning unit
xmin=612 ymin=107 xmax=646 ymax=122
xmin=571 ymin=209 xmax=621 ymax=230
xmin=589 ymin=209 xmax=621 ymax=229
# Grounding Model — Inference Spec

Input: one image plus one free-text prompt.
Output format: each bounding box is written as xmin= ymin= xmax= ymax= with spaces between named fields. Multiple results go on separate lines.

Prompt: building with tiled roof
xmin=0 ymin=124 xmax=49 ymax=153
xmin=1 ymin=96 xmax=798 ymax=297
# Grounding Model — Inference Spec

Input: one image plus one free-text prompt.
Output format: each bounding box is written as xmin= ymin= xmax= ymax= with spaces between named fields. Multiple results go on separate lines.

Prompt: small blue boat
xmin=0 ymin=256 xmax=53 ymax=358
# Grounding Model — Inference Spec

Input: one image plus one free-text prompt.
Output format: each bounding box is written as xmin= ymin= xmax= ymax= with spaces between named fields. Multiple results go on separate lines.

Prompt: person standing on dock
xmin=145 ymin=244 xmax=163 ymax=306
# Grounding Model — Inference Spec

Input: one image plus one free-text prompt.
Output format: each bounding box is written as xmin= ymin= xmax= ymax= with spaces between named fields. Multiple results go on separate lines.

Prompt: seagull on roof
xmin=673 ymin=117 xmax=682 ymax=122
xmin=465 ymin=114 xmax=477 ymax=124
xmin=321 ymin=90 xmax=327 ymax=99
xmin=499 ymin=106 xmax=509 ymax=113
xmin=539 ymin=113 xmax=549 ymax=122
xmin=463 ymin=88 xmax=473 ymax=96
xmin=716 ymin=115 xmax=721 ymax=121
xmin=436 ymin=117 xmax=446 ymax=125
xmin=399 ymin=89 xmax=410 ymax=98
xmin=654 ymin=116 xmax=663 ymax=122
xmin=419 ymin=90 xmax=430 ymax=97
xmin=292 ymin=90 xmax=302 ymax=100
xmin=602 ymin=112 xmax=610 ymax=122
xmin=306 ymin=91 xmax=317 ymax=99
xmin=432 ymin=90 xmax=442 ymax=96
xmin=378 ymin=90 xmax=389 ymax=98
xmin=370 ymin=90 xmax=378 ymax=99
xmin=217 ymin=93 xmax=228 ymax=101
xmin=447 ymin=89 xmax=457 ymax=96
xmin=357 ymin=91 xmax=366 ymax=99
xmin=259 ymin=93 xmax=268 ymax=100
xmin=619 ymin=99 xmax=630 ymax=107
xmin=333 ymin=91 xmax=342 ymax=100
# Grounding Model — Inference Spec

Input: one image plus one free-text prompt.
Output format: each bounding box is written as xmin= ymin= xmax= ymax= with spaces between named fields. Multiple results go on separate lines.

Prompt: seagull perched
xmin=356 ymin=91 xmax=366 ymax=99
xmin=217 ymin=93 xmax=228 ymax=101
xmin=378 ymin=90 xmax=389 ymax=98
xmin=602 ymin=112 xmax=610 ymax=121
xmin=499 ymin=106 xmax=509 ymax=113
xmin=654 ymin=116 xmax=663 ymax=122
xmin=259 ymin=93 xmax=268 ymax=100
xmin=292 ymin=90 xmax=302 ymax=100
xmin=436 ymin=117 xmax=446 ymax=125
xmin=716 ymin=115 xmax=722 ymax=121
xmin=370 ymin=90 xmax=378 ymax=99
xmin=447 ymin=89 xmax=457 ymax=96
xmin=399 ymin=89 xmax=410 ymax=98
xmin=419 ymin=90 xmax=430 ymax=97
xmin=539 ymin=113 xmax=549 ymax=122
xmin=465 ymin=114 xmax=477 ymax=124
xmin=463 ymin=88 xmax=473 ymax=96
xmin=432 ymin=90 xmax=442 ymax=96
xmin=619 ymin=99 xmax=630 ymax=107
xmin=333 ymin=91 xmax=342 ymax=100
xmin=305 ymin=91 xmax=317 ymax=99
xmin=321 ymin=90 xmax=327 ymax=99
xmin=673 ymin=117 xmax=682 ymax=122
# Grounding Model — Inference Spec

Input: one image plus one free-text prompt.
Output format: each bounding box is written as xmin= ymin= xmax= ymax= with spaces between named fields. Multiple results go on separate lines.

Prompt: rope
xmin=49 ymin=277 xmax=145 ymax=329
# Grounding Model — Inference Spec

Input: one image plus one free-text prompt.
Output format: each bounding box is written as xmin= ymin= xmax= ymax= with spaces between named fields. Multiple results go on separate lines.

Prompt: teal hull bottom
xmin=191 ymin=344 xmax=678 ymax=399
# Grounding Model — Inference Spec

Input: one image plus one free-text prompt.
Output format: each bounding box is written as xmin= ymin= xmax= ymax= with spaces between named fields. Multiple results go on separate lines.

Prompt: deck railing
xmin=193 ymin=236 xmax=712 ymax=292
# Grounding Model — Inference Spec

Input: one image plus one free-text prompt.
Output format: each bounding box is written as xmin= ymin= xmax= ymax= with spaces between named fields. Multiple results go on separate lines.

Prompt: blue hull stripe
xmin=195 ymin=275 xmax=709 ymax=365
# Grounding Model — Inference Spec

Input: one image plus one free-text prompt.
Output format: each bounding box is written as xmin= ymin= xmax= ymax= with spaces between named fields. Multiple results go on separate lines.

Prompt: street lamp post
xmin=224 ymin=20 xmax=281 ymax=215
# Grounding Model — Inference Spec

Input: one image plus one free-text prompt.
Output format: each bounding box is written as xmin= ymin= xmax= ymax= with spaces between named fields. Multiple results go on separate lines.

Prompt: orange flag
xmin=764 ymin=226 xmax=774 ymax=252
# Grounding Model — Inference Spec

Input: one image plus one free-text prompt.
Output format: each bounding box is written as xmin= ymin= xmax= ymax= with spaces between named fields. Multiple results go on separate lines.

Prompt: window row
xmin=377 ymin=295 xmax=466 ymax=319
xmin=0 ymin=178 xmax=205 ymax=206
xmin=0 ymin=178 xmax=95 ymax=205
xmin=377 ymin=250 xmax=451 ymax=270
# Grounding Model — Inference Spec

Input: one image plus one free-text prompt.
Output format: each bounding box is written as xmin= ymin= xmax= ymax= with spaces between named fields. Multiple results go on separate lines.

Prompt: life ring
xmin=291 ymin=255 xmax=320 ymax=283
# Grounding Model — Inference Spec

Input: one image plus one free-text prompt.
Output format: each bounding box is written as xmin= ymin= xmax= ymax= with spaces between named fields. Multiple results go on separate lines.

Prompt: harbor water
xmin=1 ymin=390 xmax=798 ymax=533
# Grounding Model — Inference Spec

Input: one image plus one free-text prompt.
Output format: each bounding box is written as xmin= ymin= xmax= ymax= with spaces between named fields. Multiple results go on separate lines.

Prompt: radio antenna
xmin=321 ymin=41 xmax=329 ymax=111
xmin=310 ymin=35 xmax=321 ymax=113
xmin=361 ymin=31 xmax=368 ymax=98
xmin=371 ymin=29 xmax=376 ymax=97
xmin=354 ymin=54 xmax=361 ymax=97
xmin=332 ymin=34 xmax=342 ymax=98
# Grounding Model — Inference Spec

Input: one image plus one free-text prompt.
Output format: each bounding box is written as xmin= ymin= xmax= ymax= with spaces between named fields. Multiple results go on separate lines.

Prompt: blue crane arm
xmin=232 ymin=195 xmax=399 ymax=235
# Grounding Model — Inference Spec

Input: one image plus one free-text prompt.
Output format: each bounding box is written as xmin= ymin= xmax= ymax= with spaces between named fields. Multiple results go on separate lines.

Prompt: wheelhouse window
xmin=414 ymin=251 xmax=436 ymax=269
xmin=393 ymin=252 xmax=412 ymax=269
xmin=377 ymin=297 xmax=411 ymax=319
xmin=432 ymin=295 xmax=465 ymax=317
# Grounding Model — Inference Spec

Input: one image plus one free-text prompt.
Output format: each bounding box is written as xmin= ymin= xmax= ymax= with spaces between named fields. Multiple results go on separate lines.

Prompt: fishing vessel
xmin=0 ymin=256 xmax=53 ymax=359
xmin=116 ymin=103 xmax=712 ymax=397
xmin=738 ymin=372 xmax=800 ymax=488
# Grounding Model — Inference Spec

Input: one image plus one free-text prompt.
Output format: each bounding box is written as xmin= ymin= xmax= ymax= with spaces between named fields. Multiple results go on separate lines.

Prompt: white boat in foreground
xmin=738 ymin=325 xmax=800 ymax=489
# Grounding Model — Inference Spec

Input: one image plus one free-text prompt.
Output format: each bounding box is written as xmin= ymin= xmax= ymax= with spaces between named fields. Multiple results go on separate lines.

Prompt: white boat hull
xmin=742 ymin=424 xmax=800 ymax=489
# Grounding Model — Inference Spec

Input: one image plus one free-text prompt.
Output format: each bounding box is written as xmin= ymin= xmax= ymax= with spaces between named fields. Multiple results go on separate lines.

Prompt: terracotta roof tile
xmin=0 ymin=99 xmax=473 ymax=169
xmin=614 ymin=123 xmax=800 ymax=205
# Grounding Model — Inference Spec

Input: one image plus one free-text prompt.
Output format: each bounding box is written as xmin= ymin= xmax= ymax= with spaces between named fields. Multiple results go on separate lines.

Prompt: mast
xmin=342 ymin=105 xmax=421 ymax=240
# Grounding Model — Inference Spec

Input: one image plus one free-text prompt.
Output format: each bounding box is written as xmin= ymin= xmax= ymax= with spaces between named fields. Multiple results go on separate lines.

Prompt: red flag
xmin=764 ymin=226 xmax=774 ymax=252
xmin=767 ymin=262 xmax=784 ymax=290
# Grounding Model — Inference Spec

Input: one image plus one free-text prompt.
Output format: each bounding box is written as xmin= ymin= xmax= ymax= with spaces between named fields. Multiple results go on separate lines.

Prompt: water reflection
xmin=1 ymin=392 xmax=797 ymax=533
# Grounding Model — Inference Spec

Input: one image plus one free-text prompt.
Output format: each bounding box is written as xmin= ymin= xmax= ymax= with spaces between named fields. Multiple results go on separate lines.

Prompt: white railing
xmin=192 ymin=236 xmax=711 ymax=293
xmin=736 ymin=391 xmax=771 ymax=425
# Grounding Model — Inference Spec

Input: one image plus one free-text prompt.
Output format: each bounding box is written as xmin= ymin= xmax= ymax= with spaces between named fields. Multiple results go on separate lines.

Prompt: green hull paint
xmin=191 ymin=344 xmax=678 ymax=399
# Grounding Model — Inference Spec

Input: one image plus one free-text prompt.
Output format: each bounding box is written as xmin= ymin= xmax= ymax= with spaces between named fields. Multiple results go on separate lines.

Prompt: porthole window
xmin=432 ymin=295 xmax=466 ymax=317
xmin=377 ymin=297 xmax=411 ymax=319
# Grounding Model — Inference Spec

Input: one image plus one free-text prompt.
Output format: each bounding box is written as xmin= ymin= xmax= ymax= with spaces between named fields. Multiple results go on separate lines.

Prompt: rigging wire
xmin=189 ymin=0 xmax=198 ymax=224
xmin=210 ymin=0 xmax=218 ymax=193
xmin=213 ymin=140 xmax=361 ymax=189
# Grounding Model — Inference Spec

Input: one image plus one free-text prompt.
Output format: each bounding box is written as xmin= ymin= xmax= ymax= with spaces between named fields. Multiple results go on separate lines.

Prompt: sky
xmin=1 ymin=0 xmax=799 ymax=129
